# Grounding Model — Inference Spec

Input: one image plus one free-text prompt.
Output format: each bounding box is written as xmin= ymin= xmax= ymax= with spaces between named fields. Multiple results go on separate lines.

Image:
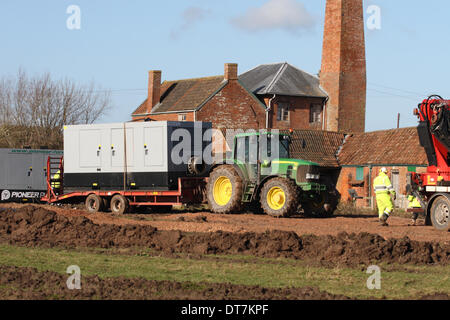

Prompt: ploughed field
xmin=0 ymin=203 xmax=449 ymax=300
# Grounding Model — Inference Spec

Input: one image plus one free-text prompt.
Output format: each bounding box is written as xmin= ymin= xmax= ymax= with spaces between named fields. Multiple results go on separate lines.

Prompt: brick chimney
xmin=147 ymin=70 xmax=161 ymax=113
xmin=320 ymin=0 xmax=366 ymax=133
xmin=224 ymin=63 xmax=238 ymax=80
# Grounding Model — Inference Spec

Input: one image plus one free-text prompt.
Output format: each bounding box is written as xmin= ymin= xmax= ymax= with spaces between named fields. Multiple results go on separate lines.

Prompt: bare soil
xmin=0 ymin=205 xmax=448 ymax=267
xmin=0 ymin=265 xmax=350 ymax=300
xmin=0 ymin=265 xmax=448 ymax=300
xmin=2 ymin=202 xmax=447 ymax=244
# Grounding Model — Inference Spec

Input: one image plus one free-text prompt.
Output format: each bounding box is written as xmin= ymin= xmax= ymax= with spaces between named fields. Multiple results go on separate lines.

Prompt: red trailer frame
xmin=41 ymin=156 xmax=207 ymax=211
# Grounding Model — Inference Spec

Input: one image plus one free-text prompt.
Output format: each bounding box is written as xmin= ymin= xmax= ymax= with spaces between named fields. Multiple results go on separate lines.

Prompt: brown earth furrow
xmin=0 ymin=206 xmax=448 ymax=266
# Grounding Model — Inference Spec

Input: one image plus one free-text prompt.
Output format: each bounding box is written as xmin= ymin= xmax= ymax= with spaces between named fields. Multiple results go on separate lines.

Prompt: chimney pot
xmin=224 ymin=63 xmax=238 ymax=80
xmin=147 ymin=70 xmax=161 ymax=113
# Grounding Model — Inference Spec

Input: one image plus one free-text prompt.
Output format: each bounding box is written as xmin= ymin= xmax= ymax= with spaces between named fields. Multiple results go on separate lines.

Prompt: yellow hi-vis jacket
xmin=51 ymin=170 xmax=61 ymax=189
xmin=373 ymin=172 xmax=395 ymax=196
xmin=408 ymin=195 xmax=421 ymax=208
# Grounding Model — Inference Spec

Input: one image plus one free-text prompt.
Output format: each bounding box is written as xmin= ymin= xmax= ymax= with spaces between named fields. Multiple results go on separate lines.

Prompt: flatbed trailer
xmin=41 ymin=156 xmax=206 ymax=214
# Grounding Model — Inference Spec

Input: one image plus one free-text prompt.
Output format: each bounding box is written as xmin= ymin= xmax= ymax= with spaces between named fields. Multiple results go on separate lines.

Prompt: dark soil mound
xmin=0 ymin=265 xmax=349 ymax=300
xmin=0 ymin=206 xmax=448 ymax=266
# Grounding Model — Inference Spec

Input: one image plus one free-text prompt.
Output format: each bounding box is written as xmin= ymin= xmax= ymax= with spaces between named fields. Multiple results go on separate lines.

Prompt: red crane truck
xmin=409 ymin=95 xmax=450 ymax=230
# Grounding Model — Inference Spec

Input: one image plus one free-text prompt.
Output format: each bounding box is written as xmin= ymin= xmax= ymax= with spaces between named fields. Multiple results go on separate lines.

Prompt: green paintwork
xmin=217 ymin=132 xmax=328 ymax=203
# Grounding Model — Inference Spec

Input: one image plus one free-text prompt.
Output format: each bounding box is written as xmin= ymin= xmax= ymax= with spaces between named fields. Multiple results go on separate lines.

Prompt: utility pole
xmin=397 ymin=113 xmax=400 ymax=129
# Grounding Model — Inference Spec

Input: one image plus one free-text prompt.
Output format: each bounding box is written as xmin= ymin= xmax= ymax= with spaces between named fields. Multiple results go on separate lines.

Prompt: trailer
xmin=42 ymin=121 xmax=211 ymax=213
xmin=0 ymin=148 xmax=63 ymax=202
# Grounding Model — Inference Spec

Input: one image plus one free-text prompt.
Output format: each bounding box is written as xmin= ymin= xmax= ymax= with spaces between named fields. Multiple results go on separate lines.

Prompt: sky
xmin=1 ymin=0 xmax=449 ymax=132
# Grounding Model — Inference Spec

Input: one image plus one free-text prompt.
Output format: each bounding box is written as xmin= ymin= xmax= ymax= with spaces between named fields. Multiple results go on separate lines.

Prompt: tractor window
xmin=235 ymin=137 xmax=248 ymax=162
xmin=279 ymin=138 xmax=290 ymax=158
xmin=248 ymin=135 xmax=258 ymax=164
xmin=260 ymin=135 xmax=290 ymax=160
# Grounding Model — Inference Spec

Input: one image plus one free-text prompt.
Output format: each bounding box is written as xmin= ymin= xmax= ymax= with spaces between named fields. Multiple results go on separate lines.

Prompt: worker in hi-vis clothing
xmin=51 ymin=170 xmax=61 ymax=193
xmin=408 ymin=195 xmax=422 ymax=226
xmin=373 ymin=167 xmax=396 ymax=226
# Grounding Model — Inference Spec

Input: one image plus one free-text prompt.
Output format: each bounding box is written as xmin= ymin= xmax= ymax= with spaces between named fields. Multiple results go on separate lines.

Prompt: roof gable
xmin=239 ymin=62 xmax=328 ymax=98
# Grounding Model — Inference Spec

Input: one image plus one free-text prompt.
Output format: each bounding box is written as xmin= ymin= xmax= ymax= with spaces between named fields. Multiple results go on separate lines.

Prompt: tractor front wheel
xmin=207 ymin=165 xmax=243 ymax=214
xmin=260 ymin=178 xmax=299 ymax=218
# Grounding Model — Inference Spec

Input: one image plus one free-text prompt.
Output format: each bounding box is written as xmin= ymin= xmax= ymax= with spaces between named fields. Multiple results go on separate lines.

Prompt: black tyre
xmin=110 ymin=194 xmax=129 ymax=215
xmin=430 ymin=196 xmax=450 ymax=231
xmin=207 ymin=165 xmax=243 ymax=214
xmin=260 ymin=178 xmax=299 ymax=217
xmin=85 ymin=194 xmax=103 ymax=213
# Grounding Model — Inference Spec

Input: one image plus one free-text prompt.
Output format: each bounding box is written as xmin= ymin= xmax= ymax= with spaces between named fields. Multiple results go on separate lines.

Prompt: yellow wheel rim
xmin=267 ymin=187 xmax=286 ymax=210
xmin=213 ymin=176 xmax=233 ymax=206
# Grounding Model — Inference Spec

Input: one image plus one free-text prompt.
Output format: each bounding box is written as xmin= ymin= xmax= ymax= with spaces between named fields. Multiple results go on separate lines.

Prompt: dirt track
xmin=0 ymin=205 xmax=448 ymax=266
xmin=2 ymin=202 xmax=447 ymax=244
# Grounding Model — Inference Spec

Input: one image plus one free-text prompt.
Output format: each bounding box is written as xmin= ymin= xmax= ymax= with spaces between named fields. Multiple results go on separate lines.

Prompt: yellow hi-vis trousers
xmin=375 ymin=192 xmax=393 ymax=218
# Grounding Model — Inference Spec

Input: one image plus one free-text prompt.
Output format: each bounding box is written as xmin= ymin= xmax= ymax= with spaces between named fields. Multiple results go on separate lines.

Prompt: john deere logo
xmin=1 ymin=190 xmax=11 ymax=201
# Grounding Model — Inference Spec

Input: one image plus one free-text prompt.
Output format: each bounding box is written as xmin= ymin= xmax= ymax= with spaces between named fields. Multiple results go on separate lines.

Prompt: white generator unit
xmin=63 ymin=121 xmax=212 ymax=191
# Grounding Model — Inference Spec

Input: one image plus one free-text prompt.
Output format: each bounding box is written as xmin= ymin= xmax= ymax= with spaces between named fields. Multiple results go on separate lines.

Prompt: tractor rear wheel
xmin=110 ymin=194 xmax=129 ymax=215
xmin=85 ymin=194 xmax=103 ymax=213
xmin=260 ymin=178 xmax=299 ymax=218
xmin=430 ymin=195 xmax=450 ymax=231
xmin=207 ymin=165 xmax=243 ymax=214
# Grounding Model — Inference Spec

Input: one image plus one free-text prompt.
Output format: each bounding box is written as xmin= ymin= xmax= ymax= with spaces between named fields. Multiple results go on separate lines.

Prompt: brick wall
xmin=320 ymin=0 xmax=366 ymax=133
xmin=263 ymin=96 xmax=325 ymax=130
xmin=196 ymin=80 xmax=266 ymax=130
xmin=139 ymin=112 xmax=195 ymax=122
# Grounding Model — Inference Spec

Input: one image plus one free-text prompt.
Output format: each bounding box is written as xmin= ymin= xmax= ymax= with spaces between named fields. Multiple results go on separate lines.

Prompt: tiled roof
xmin=132 ymin=76 xmax=226 ymax=115
xmin=338 ymin=127 xmax=428 ymax=166
xmin=239 ymin=62 xmax=328 ymax=98
xmin=281 ymin=130 xmax=346 ymax=167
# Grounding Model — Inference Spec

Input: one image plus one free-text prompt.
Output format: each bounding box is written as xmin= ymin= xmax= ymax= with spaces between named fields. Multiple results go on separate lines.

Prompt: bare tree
xmin=0 ymin=69 xmax=111 ymax=149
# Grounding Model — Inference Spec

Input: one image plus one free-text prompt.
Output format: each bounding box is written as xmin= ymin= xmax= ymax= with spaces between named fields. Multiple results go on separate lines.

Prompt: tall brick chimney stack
xmin=224 ymin=63 xmax=238 ymax=80
xmin=320 ymin=0 xmax=366 ymax=133
xmin=147 ymin=70 xmax=161 ymax=113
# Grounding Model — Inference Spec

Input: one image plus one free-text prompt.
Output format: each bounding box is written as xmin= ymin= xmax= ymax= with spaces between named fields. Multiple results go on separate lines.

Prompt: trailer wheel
xmin=207 ymin=165 xmax=243 ymax=214
xmin=260 ymin=178 xmax=298 ymax=218
xmin=85 ymin=194 xmax=103 ymax=213
xmin=110 ymin=194 xmax=129 ymax=215
xmin=430 ymin=195 xmax=450 ymax=231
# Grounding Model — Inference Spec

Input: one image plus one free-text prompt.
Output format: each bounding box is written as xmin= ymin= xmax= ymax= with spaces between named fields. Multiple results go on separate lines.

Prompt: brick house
xmin=131 ymin=63 xmax=267 ymax=130
xmin=336 ymin=127 xmax=428 ymax=209
xmin=131 ymin=62 xmax=330 ymax=132
xmin=239 ymin=63 xmax=328 ymax=130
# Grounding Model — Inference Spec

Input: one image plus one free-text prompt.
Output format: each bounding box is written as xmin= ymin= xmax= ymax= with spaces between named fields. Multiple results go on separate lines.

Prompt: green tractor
xmin=207 ymin=132 xmax=337 ymax=217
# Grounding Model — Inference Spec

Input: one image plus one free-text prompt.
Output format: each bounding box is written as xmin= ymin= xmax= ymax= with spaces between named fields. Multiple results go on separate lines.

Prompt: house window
xmin=310 ymin=104 xmax=323 ymax=123
xmin=277 ymin=103 xmax=289 ymax=121
xmin=178 ymin=114 xmax=187 ymax=121
xmin=356 ymin=167 xmax=364 ymax=181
